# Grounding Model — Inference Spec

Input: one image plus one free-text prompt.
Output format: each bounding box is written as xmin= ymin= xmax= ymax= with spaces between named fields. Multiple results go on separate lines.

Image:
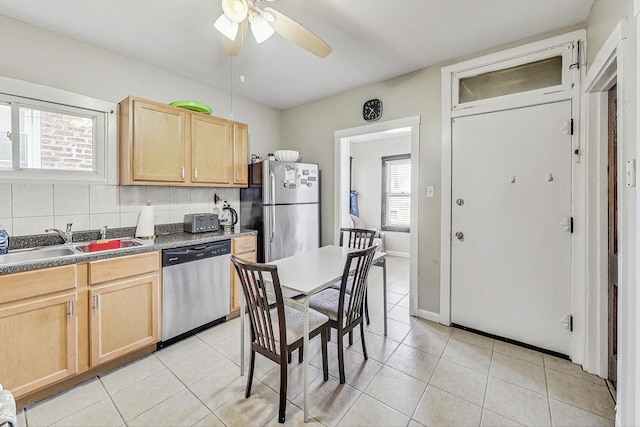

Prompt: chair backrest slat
xmin=231 ymin=256 xmax=288 ymax=358
xmin=339 ymin=228 xmax=376 ymax=249
xmin=337 ymin=245 xmax=377 ymax=329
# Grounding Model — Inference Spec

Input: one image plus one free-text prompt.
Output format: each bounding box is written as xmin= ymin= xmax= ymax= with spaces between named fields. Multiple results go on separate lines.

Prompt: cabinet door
xmin=232 ymin=122 xmax=248 ymax=187
xmin=132 ymin=100 xmax=187 ymax=182
xmin=0 ymin=293 xmax=77 ymax=397
xmin=192 ymin=114 xmax=232 ymax=185
xmin=89 ymin=273 xmax=159 ymax=366
xmin=230 ymin=235 xmax=257 ymax=312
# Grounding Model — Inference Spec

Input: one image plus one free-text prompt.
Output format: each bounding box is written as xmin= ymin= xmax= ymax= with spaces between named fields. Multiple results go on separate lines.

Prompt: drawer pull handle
xmin=93 ymin=295 xmax=100 ymax=310
xmin=181 ymin=167 xmax=185 ymax=180
xmin=69 ymin=299 xmax=75 ymax=317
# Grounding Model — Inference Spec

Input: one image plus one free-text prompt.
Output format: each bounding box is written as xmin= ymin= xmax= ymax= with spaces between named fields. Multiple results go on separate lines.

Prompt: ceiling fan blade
xmin=222 ymin=19 xmax=248 ymax=56
xmin=263 ymin=7 xmax=332 ymax=58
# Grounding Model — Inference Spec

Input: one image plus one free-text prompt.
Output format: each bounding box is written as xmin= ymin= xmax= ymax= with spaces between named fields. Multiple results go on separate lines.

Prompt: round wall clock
xmin=363 ymin=98 xmax=383 ymax=122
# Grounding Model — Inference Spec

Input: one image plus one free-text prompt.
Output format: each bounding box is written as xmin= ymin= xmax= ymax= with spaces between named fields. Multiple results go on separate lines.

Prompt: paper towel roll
xmin=135 ymin=202 xmax=155 ymax=239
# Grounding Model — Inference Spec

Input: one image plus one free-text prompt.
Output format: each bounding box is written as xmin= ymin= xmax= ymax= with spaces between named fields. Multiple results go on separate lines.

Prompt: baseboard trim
xmin=417 ymin=309 xmax=441 ymax=323
xmin=387 ymin=251 xmax=409 ymax=257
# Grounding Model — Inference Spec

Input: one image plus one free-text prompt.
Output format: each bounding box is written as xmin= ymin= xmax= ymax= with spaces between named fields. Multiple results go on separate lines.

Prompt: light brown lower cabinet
xmin=229 ymin=235 xmax=257 ymax=317
xmin=0 ymin=265 xmax=79 ymax=397
xmin=88 ymin=252 xmax=161 ymax=366
xmin=0 ymin=251 xmax=161 ymax=403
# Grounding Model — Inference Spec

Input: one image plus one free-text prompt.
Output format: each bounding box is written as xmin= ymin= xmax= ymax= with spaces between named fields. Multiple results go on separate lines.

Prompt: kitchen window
xmin=0 ymin=77 xmax=117 ymax=184
xmin=381 ymin=154 xmax=410 ymax=232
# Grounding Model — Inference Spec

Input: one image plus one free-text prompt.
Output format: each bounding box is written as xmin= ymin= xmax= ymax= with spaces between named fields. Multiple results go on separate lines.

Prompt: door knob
xmin=455 ymin=231 xmax=464 ymax=240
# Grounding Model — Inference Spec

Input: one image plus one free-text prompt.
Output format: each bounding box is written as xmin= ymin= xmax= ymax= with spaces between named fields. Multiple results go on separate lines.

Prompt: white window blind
xmin=382 ymin=154 xmax=410 ymax=232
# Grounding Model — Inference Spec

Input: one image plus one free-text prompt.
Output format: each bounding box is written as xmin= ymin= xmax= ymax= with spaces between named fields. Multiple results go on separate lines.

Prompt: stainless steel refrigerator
xmin=240 ymin=160 xmax=320 ymax=262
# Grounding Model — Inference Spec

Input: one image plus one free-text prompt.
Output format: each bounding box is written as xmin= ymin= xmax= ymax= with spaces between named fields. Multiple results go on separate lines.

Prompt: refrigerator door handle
xmin=270 ymin=171 xmax=276 ymax=205
xmin=269 ymin=170 xmax=276 ymax=243
xmin=270 ymin=205 xmax=275 ymax=242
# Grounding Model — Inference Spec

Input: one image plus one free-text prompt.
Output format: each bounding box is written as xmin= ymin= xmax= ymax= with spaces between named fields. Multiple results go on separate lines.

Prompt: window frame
xmin=381 ymin=153 xmax=411 ymax=233
xmin=0 ymin=76 xmax=117 ymax=184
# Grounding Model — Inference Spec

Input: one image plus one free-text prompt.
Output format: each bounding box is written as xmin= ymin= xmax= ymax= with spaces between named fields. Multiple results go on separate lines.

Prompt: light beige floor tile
xmin=364 ymin=365 xmax=427 ymax=416
xmin=451 ymin=329 xmax=495 ymax=350
xmin=408 ymin=420 xmax=426 ymax=427
xmin=386 ymin=344 xmax=439 ymax=383
xmin=26 ymin=378 xmax=109 ymax=426
xmin=127 ymin=389 xmax=210 ymax=426
xmin=263 ymin=403 xmax=324 ymax=426
xmin=155 ymin=336 xmax=210 ymax=367
xmin=337 ymin=394 xmax=410 ymax=427
xmin=166 ymin=346 xmax=232 ymax=386
xmin=111 ymin=369 xmax=185 ymax=421
xmin=413 ymin=386 xmax=482 ymax=427
xmin=402 ymin=328 xmax=450 ymax=357
xmin=493 ymin=341 xmax=543 ymax=366
xmin=480 ymin=409 xmax=523 ymax=426
xmin=192 ymin=412 xmax=226 ymax=427
xmin=387 ymin=305 xmax=418 ymax=326
xmin=214 ymin=380 xmax=280 ymax=427
xmin=291 ymin=376 xmax=362 ymax=427
xmin=397 ymin=295 xmax=410 ymax=309
xmin=350 ymin=331 xmax=401 ymax=364
xmin=489 ymin=352 xmax=546 ymax=395
xmin=429 ymin=359 xmax=488 ymax=406
xmin=484 ymin=377 xmax=550 ymax=426
xmin=366 ymin=316 xmax=412 ymax=342
xmin=100 ymin=354 xmax=165 ymax=394
xmin=49 ymin=398 xmax=123 ymax=427
xmin=328 ymin=347 xmax=383 ymax=390
xmin=411 ymin=319 xmax=454 ymax=338
xmin=549 ymin=398 xmax=614 ymax=427
xmin=546 ymin=370 xmax=615 ymax=420
xmin=441 ymin=339 xmax=492 ymax=373
xmin=543 ymin=354 xmax=605 ymax=385
xmin=189 ymin=365 xmax=247 ymax=411
xmin=260 ymin=357 xmax=322 ymax=399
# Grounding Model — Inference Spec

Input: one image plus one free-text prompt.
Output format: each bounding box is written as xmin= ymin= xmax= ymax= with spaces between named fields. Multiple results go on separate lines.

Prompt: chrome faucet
xmin=45 ymin=223 xmax=73 ymax=244
xmin=100 ymin=225 xmax=108 ymax=240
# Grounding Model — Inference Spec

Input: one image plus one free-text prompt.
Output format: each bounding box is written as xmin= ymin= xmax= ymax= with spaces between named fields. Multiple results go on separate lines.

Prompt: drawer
xmin=89 ymin=251 xmax=159 ymax=285
xmin=232 ymin=236 xmax=256 ymax=255
xmin=0 ymin=265 xmax=77 ymax=305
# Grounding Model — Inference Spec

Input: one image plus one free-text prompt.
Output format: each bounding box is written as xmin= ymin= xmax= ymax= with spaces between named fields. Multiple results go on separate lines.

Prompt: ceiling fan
xmin=213 ymin=0 xmax=332 ymax=58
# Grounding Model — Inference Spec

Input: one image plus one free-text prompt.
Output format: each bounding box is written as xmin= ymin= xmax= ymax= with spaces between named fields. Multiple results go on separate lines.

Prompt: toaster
xmin=184 ymin=213 xmax=219 ymax=233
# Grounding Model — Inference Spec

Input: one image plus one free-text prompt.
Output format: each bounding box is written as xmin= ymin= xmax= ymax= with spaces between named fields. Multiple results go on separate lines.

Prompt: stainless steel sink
xmin=74 ymin=238 xmax=144 ymax=253
xmin=0 ymin=246 xmax=77 ymax=265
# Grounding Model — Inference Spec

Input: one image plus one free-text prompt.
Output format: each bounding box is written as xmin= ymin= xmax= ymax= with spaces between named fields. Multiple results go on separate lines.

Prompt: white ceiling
xmin=0 ymin=0 xmax=594 ymax=110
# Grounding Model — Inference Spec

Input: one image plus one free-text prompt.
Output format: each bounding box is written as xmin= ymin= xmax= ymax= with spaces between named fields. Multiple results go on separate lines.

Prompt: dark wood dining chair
xmin=309 ymin=245 xmax=378 ymax=384
xmin=231 ymin=255 xmax=329 ymax=424
xmin=334 ymin=227 xmax=377 ymax=326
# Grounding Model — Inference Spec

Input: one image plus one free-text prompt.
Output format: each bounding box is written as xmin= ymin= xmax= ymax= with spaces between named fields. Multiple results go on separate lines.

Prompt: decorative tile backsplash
xmin=0 ymin=183 xmax=240 ymax=237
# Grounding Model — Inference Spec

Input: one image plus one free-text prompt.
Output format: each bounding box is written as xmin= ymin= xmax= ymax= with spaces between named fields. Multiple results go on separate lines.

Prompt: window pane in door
xmin=19 ymin=107 xmax=94 ymax=171
xmin=459 ymin=55 xmax=563 ymax=104
xmin=0 ymin=103 xmax=11 ymax=169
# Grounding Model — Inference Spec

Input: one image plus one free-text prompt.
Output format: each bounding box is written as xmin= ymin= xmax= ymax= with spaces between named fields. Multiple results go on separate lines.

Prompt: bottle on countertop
xmin=0 ymin=224 xmax=8 ymax=255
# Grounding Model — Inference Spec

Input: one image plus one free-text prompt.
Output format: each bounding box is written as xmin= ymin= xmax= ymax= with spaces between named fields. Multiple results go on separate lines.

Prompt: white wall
xmin=350 ymin=135 xmax=411 ymax=254
xmin=0 ymin=15 xmax=281 ymax=235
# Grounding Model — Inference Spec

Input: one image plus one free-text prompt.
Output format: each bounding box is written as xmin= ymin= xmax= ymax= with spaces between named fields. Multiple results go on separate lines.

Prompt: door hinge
xmin=570 ymin=119 xmax=574 ymax=135
xmin=570 ymin=216 xmax=574 ymax=233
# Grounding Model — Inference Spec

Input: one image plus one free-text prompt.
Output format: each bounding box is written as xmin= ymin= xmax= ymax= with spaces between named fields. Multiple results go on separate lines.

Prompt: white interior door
xmin=451 ymin=101 xmax=573 ymax=355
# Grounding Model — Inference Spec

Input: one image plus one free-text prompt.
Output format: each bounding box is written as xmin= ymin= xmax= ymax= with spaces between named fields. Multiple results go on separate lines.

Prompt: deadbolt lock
xmin=455 ymin=231 xmax=464 ymax=240
xmin=456 ymin=198 xmax=464 ymax=206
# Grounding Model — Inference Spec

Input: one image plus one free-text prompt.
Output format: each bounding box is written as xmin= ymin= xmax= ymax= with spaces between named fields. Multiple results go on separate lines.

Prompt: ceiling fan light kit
xmin=214 ymin=0 xmax=332 ymax=58
xmin=214 ymin=14 xmax=239 ymax=41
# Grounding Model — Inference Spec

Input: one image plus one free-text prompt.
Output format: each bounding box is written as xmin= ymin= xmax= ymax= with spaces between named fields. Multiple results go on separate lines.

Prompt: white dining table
xmin=238 ymin=245 xmax=387 ymax=422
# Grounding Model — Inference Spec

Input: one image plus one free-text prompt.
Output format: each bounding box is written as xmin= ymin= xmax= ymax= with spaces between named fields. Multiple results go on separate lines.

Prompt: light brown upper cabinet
xmin=120 ymin=96 xmax=248 ymax=187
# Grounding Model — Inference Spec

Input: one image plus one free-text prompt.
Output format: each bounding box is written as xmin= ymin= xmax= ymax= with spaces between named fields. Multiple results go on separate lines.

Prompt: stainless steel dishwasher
xmin=160 ymin=240 xmax=231 ymax=346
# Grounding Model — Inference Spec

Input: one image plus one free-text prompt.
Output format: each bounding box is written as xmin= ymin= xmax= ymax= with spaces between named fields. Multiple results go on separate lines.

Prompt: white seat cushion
xmin=309 ymin=288 xmax=350 ymax=322
xmin=270 ymin=306 xmax=328 ymax=346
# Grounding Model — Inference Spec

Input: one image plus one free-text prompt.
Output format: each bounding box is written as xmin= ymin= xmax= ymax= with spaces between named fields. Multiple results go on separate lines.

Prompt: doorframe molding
xmin=439 ymin=30 xmax=586 ymax=359
xmin=582 ymin=19 xmax=629 ymax=424
xmin=334 ymin=116 xmax=421 ymax=316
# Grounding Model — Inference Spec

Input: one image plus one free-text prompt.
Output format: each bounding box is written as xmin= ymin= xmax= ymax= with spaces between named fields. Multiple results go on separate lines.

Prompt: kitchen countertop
xmin=0 ymin=228 xmax=257 ymax=275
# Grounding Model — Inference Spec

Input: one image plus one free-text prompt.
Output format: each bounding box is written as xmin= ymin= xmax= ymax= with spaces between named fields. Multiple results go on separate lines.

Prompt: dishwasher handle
xmin=162 ymin=241 xmax=231 ymax=266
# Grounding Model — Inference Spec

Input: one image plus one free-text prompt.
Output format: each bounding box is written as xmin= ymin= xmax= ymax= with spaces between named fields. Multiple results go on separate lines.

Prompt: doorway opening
xmin=334 ymin=116 xmax=420 ymax=316
xmin=607 ymin=84 xmax=617 ymax=390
